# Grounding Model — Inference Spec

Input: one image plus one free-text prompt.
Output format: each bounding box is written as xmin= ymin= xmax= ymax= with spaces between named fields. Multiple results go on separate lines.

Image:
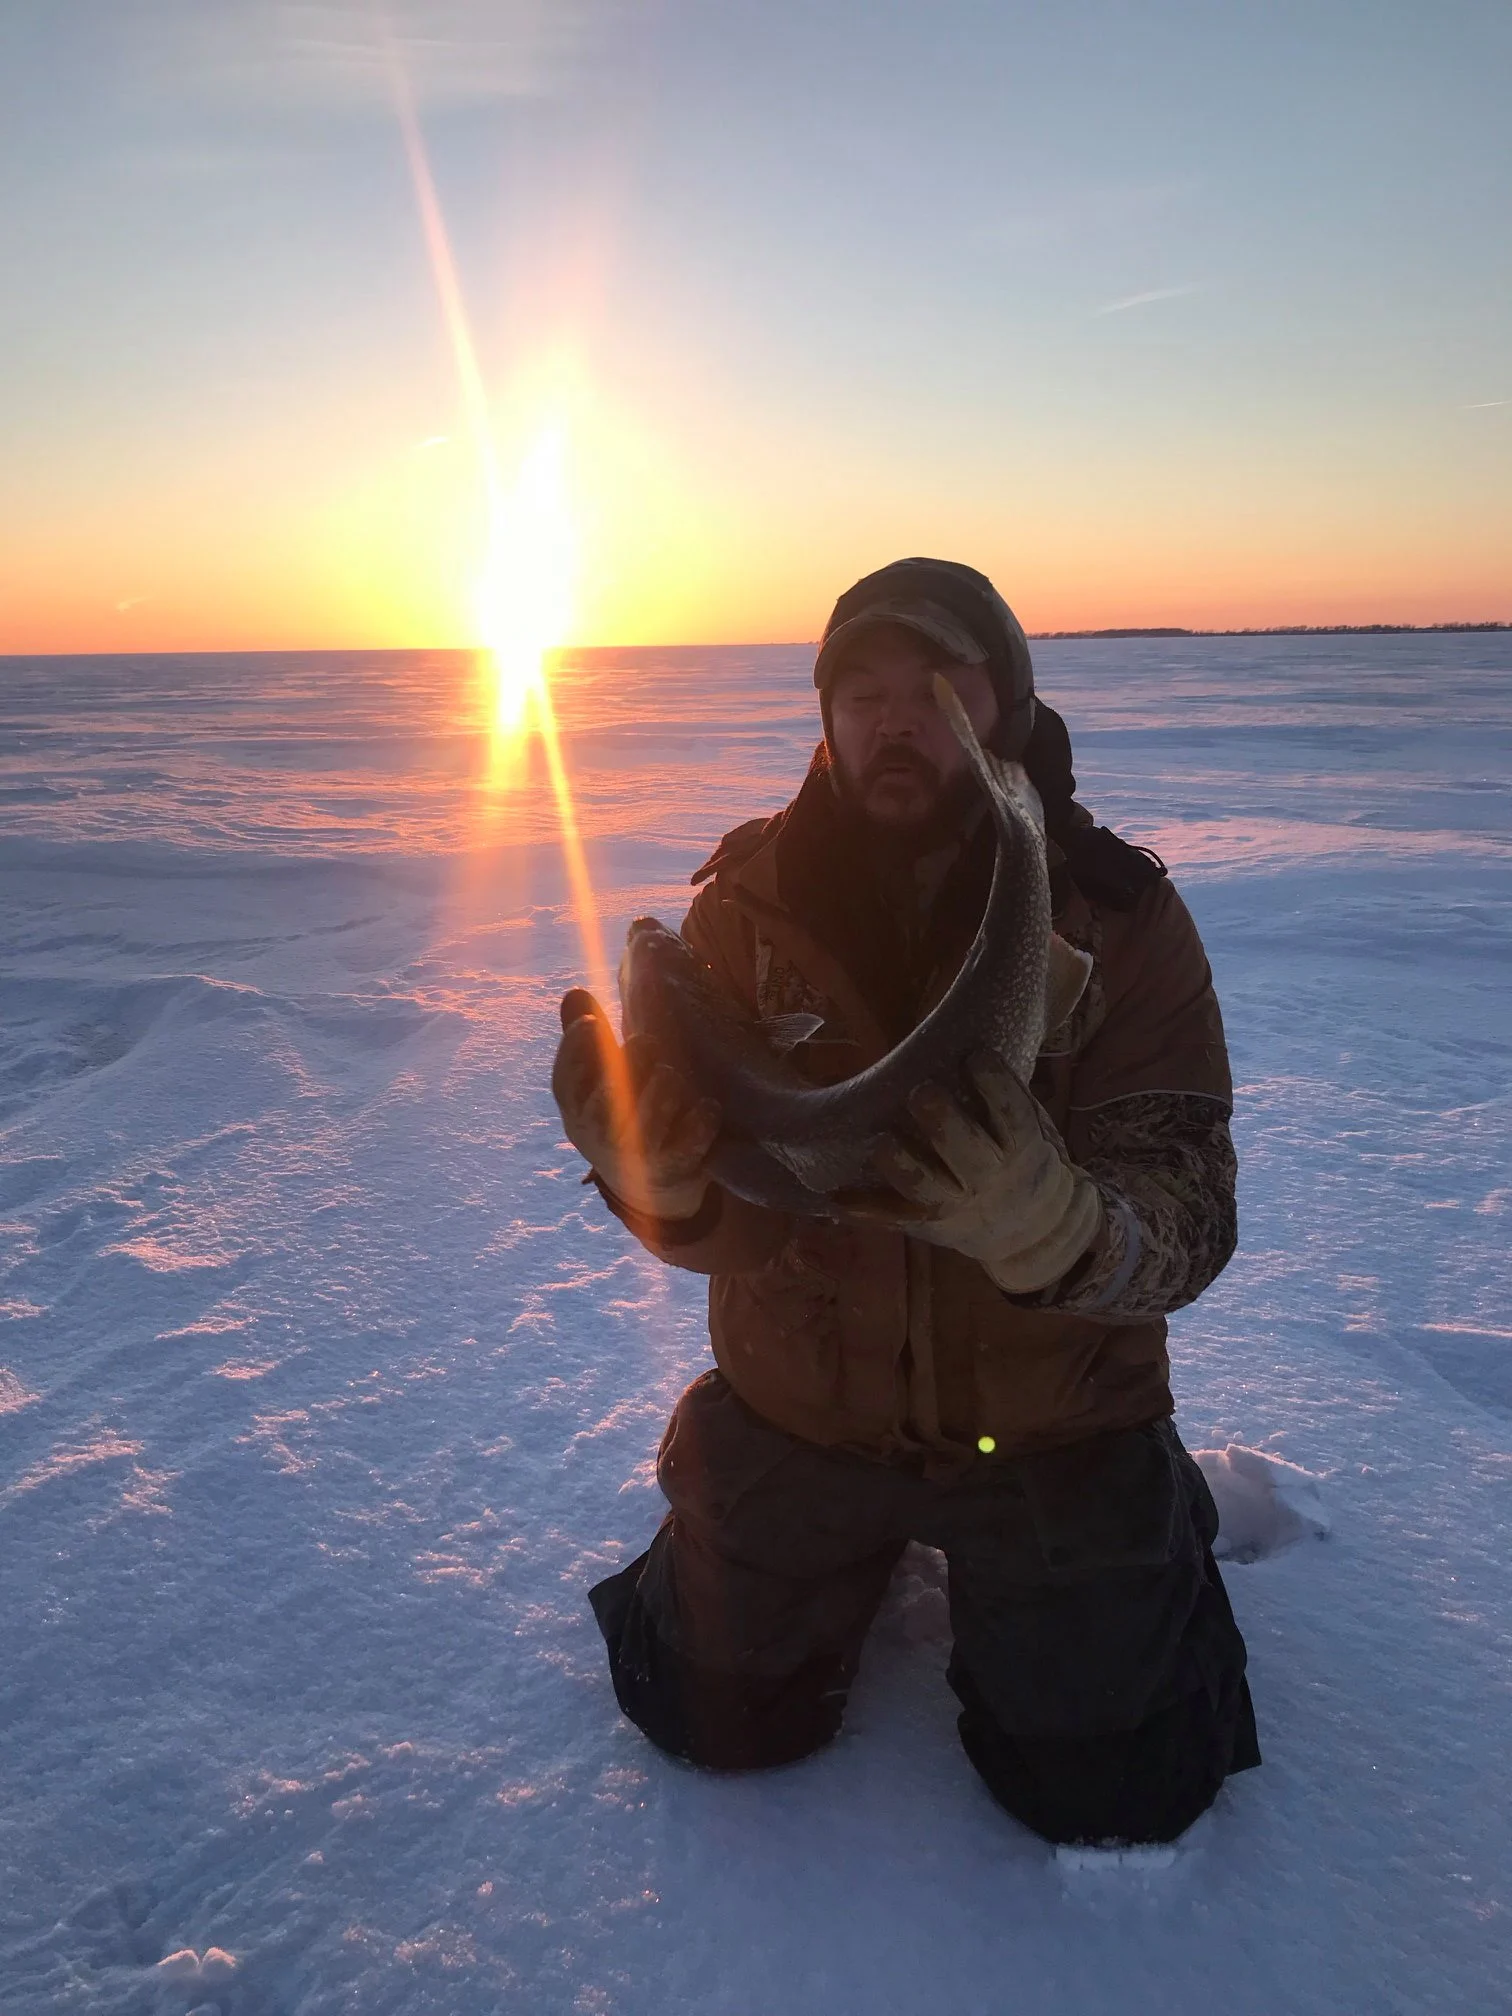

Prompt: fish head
xmin=621 ymin=916 xmax=823 ymax=1120
xmin=931 ymin=671 xmax=1046 ymax=857
xmin=621 ymin=916 xmax=776 ymax=1061
xmin=619 ymin=917 xmax=702 ymax=1046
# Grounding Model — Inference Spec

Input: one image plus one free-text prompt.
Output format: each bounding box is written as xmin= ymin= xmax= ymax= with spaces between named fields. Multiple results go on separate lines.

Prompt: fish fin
xmin=1044 ymin=932 xmax=1093 ymax=1032
xmin=759 ymin=1010 xmax=826 ymax=1055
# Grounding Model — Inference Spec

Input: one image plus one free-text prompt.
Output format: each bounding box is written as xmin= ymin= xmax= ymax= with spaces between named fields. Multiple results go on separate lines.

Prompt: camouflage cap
xmin=813 ymin=597 xmax=989 ymax=685
xmin=813 ymin=556 xmax=1036 ymax=757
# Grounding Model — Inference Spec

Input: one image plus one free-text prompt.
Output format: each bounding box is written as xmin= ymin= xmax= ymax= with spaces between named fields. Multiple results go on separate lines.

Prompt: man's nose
xmin=875 ymin=694 xmax=930 ymax=738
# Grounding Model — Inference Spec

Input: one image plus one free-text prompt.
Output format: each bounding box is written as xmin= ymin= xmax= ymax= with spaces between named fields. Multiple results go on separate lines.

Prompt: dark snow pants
xmin=589 ymin=1371 xmax=1260 ymax=1846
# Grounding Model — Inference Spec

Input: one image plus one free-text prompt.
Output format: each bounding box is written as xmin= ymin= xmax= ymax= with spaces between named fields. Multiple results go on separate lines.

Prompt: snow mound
xmin=1194 ymin=1444 xmax=1331 ymax=1562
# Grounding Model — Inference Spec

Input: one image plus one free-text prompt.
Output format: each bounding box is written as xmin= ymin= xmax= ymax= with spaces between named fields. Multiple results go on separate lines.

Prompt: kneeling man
xmin=552 ymin=557 xmax=1259 ymax=1847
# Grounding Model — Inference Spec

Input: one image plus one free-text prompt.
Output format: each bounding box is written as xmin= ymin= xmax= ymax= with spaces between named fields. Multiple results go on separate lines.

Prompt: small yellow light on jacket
xmin=977 ymin=1435 xmax=997 ymax=1455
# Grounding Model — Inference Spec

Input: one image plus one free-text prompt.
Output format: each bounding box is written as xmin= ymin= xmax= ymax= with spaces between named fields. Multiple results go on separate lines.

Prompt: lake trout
xmin=618 ymin=672 xmax=1091 ymax=1215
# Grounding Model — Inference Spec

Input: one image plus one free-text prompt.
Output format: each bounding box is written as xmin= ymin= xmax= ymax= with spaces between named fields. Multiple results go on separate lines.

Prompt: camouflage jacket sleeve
xmin=1042 ymin=1090 xmax=1238 ymax=1320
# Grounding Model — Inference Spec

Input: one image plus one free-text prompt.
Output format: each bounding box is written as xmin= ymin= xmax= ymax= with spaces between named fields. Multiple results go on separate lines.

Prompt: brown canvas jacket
xmin=603 ymin=805 xmax=1237 ymax=1474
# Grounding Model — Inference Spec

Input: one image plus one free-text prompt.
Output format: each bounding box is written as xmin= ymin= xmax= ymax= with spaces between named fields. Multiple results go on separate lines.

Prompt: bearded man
xmin=551 ymin=558 xmax=1259 ymax=1848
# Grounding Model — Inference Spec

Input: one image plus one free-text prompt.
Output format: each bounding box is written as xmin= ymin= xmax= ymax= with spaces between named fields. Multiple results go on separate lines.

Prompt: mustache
xmin=857 ymin=744 xmax=944 ymax=793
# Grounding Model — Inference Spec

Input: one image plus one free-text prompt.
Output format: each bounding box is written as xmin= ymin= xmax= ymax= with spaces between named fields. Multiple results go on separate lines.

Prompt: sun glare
xmin=478 ymin=426 xmax=575 ymax=733
xmin=386 ymin=31 xmax=623 ymax=1118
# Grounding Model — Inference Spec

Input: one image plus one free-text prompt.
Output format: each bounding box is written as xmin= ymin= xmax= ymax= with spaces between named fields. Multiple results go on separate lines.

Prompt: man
xmin=552 ymin=557 xmax=1259 ymax=1848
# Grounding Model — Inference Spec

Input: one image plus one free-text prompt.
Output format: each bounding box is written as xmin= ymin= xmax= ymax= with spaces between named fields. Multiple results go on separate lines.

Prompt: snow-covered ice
xmin=1 ymin=636 xmax=1509 ymax=2013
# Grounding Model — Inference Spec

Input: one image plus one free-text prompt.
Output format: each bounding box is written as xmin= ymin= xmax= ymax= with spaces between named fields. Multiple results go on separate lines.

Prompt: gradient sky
xmin=1 ymin=0 xmax=1508 ymax=652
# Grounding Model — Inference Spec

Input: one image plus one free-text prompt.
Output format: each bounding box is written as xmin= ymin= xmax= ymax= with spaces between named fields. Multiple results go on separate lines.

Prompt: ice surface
xmin=1 ymin=636 xmax=1509 ymax=2013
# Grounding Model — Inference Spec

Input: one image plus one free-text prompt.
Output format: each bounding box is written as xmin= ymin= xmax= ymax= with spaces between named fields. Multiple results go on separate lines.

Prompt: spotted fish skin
xmin=619 ymin=675 xmax=1060 ymax=1215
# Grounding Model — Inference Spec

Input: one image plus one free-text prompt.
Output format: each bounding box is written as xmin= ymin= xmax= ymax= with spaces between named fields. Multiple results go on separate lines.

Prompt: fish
xmin=617 ymin=672 xmax=1092 ymax=1216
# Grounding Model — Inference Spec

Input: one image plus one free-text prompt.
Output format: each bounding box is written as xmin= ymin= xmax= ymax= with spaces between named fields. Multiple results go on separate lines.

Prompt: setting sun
xmin=477 ymin=424 xmax=576 ymax=732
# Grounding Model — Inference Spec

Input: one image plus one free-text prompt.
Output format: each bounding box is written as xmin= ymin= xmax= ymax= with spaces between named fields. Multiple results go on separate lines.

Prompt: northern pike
xmin=618 ymin=673 xmax=1091 ymax=1215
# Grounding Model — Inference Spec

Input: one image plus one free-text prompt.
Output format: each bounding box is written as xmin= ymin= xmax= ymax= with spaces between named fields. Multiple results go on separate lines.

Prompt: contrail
xmin=1094 ymin=282 xmax=1204 ymax=316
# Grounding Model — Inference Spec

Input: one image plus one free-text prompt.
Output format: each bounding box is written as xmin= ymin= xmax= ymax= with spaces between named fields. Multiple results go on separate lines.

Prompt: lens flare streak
xmin=384 ymin=32 xmax=626 ymax=1131
xmin=384 ymin=43 xmax=501 ymax=522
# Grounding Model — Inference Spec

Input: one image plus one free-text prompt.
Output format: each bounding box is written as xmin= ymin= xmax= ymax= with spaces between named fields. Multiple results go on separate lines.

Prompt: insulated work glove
xmin=551 ymin=988 xmax=721 ymax=1222
xmin=845 ymin=1055 xmax=1105 ymax=1296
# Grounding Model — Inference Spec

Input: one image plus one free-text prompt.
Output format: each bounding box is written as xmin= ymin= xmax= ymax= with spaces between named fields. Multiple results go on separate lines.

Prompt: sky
xmin=0 ymin=0 xmax=1508 ymax=653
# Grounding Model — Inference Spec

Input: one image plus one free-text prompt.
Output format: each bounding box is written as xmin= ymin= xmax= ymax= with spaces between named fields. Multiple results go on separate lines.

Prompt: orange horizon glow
xmin=7 ymin=596 xmax=1509 ymax=658
xmin=6 ymin=510 xmax=1509 ymax=658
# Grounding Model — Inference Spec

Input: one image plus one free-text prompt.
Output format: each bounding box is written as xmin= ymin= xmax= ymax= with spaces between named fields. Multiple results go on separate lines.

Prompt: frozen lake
xmin=2 ymin=635 xmax=1509 ymax=2013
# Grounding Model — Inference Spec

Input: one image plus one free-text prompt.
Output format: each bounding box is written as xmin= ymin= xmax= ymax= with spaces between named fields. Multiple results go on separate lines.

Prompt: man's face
xmin=826 ymin=623 xmax=1000 ymax=832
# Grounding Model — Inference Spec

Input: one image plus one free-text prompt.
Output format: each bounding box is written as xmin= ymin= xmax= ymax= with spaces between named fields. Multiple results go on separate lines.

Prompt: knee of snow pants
xmin=587 ymin=1372 xmax=904 ymax=1770
xmin=589 ymin=1539 xmax=865 ymax=1770
xmin=950 ymin=1570 xmax=1260 ymax=1845
xmin=941 ymin=1424 xmax=1262 ymax=1845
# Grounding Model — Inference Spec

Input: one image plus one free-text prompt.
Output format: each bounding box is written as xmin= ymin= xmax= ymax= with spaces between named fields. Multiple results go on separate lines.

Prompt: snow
xmin=1055 ymin=1843 xmax=1180 ymax=1877
xmin=1193 ymin=1445 xmax=1331 ymax=1563
xmin=1 ymin=635 xmax=1509 ymax=2013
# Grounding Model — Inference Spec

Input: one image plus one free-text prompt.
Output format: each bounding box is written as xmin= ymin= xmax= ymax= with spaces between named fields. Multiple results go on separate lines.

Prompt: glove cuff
xmin=980 ymin=1175 xmax=1105 ymax=1296
xmin=590 ymin=1171 xmax=722 ymax=1247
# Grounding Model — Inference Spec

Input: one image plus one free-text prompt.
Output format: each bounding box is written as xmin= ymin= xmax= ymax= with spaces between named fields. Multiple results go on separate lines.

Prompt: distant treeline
xmin=1031 ymin=622 xmax=1511 ymax=639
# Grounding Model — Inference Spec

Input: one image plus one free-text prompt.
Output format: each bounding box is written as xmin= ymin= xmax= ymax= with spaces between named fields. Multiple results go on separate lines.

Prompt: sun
xmin=476 ymin=424 xmax=575 ymax=731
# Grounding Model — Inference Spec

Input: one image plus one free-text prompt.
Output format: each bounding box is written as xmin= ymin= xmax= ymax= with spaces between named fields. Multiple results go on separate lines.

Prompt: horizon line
xmin=3 ymin=619 xmax=1511 ymax=662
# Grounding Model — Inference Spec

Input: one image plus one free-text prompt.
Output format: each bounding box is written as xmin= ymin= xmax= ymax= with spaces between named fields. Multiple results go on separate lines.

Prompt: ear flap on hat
xmin=1019 ymin=698 xmax=1076 ymax=830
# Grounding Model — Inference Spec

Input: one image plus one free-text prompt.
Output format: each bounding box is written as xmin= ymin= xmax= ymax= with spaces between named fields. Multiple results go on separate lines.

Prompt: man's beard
xmin=830 ymin=743 xmax=982 ymax=856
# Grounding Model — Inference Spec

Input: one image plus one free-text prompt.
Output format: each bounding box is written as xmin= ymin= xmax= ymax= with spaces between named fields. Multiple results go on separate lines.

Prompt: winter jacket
xmin=601 ymin=756 xmax=1237 ymax=1475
